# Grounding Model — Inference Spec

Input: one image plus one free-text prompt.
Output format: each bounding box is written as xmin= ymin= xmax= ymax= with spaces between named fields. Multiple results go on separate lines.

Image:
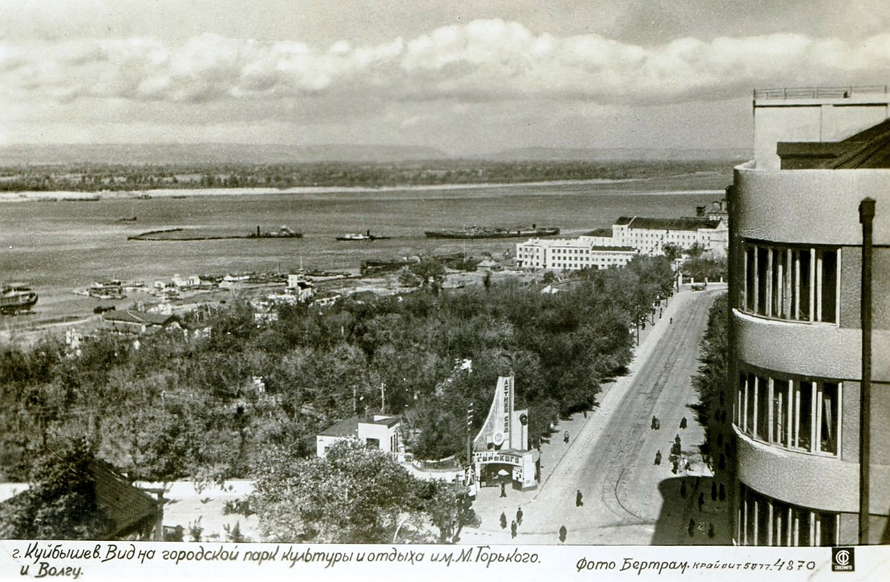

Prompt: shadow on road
xmin=651 ymin=477 xmax=733 ymax=546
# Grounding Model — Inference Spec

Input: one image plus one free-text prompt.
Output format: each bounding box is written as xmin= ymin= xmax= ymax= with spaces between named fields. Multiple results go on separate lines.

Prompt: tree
xmin=409 ymin=258 xmax=446 ymax=294
xmin=250 ymin=439 xmax=429 ymax=543
xmin=0 ymin=438 xmax=111 ymax=540
xmin=416 ymin=480 xmax=479 ymax=543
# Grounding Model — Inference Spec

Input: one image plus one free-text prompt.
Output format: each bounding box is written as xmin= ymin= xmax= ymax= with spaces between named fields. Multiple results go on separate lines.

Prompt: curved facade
xmin=729 ymin=91 xmax=890 ymax=546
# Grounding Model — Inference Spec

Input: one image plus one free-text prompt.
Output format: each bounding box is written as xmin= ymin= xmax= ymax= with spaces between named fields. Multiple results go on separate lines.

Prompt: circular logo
xmin=835 ymin=550 xmax=850 ymax=566
xmin=492 ymin=432 xmax=505 ymax=445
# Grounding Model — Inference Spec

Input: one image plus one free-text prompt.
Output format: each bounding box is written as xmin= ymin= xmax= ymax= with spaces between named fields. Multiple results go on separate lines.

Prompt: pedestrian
xmin=675 ymin=434 xmax=681 ymax=446
xmin=671 ymin=460 xmax=678 ymax=474
xmin=680 ymin=417 xmax=687 ymax=430
xmin=688 ymin=518 xmax=695 ymax=537
xmin=500 ymin=512 xmax=507 ymax=529
xmin=680 ymin=481 xmax=687 ymax=499
xmin=708 ymin=523 xmax=715 ymax=538
xmin=511 ymin=520 xmax=517 ymax=539
xmin=654 ymin=450 xmax=662 ymax=465
xmin=698 ymin=492 xmax=704 ymax=511
xmin=670 ymin=317 xmax=673 ymax=325
xmin=651 ymin=416 xmax=657 ymax=430
xmin=564 ymin=431 xmax=569 ymax=444
xmin=516 ymin=506 xmax=523 ymax=526
xmin=559 ymin=525 xmax=567 ymax=543
xmin=655 ymin=418 xmax=660 ymax=430
xmin=500 ymin=482 xmax=506 ymax=498
xmin=711 ymin=481 xmax=717 ymax=501
xmin=576 ymin=489 xmax=583 ymax=507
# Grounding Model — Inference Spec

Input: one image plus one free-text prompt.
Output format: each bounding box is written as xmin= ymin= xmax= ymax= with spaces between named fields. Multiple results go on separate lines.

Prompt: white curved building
xmin=728 ymin=86 xmax=890 ymax=545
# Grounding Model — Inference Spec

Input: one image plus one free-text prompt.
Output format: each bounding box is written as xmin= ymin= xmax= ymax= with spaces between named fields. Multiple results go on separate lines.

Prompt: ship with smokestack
xmin=424 ymin=224 xmax=560 ymax=239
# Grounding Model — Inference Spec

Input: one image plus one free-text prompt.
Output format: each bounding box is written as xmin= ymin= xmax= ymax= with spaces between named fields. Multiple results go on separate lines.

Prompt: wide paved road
xmin=461 ymin=286 xmax=725 ymax=545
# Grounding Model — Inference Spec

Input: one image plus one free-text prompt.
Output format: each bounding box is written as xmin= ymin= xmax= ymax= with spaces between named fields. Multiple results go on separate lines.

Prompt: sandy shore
xmin=0 ymin=181 xmax=724 ymax=203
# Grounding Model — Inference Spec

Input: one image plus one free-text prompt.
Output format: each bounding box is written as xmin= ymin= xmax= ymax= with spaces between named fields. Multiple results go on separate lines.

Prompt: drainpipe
xmin=859 ymin=197 xmax=875 ymax=545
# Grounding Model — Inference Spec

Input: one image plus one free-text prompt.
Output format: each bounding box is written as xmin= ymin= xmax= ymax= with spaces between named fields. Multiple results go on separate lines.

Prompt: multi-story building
xmin=728 ymin=85 xmax=890 ymax=546
xmin=611 ymin=216 xmax=728 ymax=257
xmin=514 ymin=236 xmax=637 ymax=271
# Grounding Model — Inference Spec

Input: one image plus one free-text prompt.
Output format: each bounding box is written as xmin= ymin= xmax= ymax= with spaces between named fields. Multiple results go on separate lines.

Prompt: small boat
xmin=89 ymin=280 xmax=126 ymax=299
xmin=336 ymin=231 xmax=391 ymax=241
xmin=1 ymin=283 xmax=38 ymax=314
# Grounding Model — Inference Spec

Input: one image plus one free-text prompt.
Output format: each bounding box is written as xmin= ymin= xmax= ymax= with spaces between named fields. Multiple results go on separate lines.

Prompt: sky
xmin=1 ymin=0 xmax=889 ymax=155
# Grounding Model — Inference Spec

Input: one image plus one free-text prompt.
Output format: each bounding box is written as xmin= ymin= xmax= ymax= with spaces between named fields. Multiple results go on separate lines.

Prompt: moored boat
xmin=1 ymin=283 xmax=38 ymax=314
xmin=335 ymin=231 xmax=391 ymax=241
xmin=424 ymin=225 xmax=560 ymax=239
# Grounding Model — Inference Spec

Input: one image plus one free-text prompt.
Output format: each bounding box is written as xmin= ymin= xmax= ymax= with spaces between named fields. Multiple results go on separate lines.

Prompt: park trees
xmin=250 ymin=439 xmax=429 ymax=543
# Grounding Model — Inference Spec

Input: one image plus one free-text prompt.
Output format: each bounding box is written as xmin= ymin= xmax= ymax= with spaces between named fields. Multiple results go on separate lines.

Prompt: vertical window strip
xmin=816 ymin=251 xmax=823 ymax=323
xmin=766 ymin=248 xmax=773 ymax=317
xmin=808 ymin=248 xmax=816 ymax=322
xmin=794 ymin=250 xmax=801 ymax=320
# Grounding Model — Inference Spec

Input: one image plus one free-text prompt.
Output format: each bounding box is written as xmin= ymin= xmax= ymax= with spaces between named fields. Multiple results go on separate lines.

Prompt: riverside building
xmin=612 ymin=216 xmax=728 ymax=257
xmin=514 ymin=236 xmax=637 ymax=271
xmin=728 ymin=85 xmax=890 ymax=546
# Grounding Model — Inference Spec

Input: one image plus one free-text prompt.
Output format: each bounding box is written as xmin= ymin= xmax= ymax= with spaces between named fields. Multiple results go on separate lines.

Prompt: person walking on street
xmin=576 ymin=489 xmax=584 ymax=507
xmin=651 ymin=416 xmax=658 ymax=430
xmin=564 ymin=431 xmax=570 ymax=444
xmin=511 ymin=520 xmax=517 ymax=539
xmin=559 ymin=525 xmax=567 ymax=543
xmin=500 ymin=512 xmax=507 ymax=529
xmin=500 ymin=482 xmax=506 ymax=498
xmin=516 ymin=506 xmax=523 ymax=526
xmin=654 ymin=450 xmax=662 ymax=465
xmin=680 ymin=417 xmax=687 ymax=430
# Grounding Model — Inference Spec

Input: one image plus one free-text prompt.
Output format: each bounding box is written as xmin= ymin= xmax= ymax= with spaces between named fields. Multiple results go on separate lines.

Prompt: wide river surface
xmin=0 ymin=172 xmax=730 ymax=321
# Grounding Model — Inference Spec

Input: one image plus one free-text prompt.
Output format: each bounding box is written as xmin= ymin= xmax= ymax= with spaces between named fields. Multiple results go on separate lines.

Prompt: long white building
xmin=515 ymin=236 xmax=637 ymax=271
xmin=612 ymin=216 xmax=728 ymax=257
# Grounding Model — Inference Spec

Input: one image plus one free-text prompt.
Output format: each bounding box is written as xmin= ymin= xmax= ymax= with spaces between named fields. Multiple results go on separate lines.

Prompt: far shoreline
xmin=0 ymin=178 xmax=727 ymax=203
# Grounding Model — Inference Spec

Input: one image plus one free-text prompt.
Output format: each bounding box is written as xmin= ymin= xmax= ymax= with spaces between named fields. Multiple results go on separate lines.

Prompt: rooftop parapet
xmin=754 ymin=85 xmax=889 ymax=101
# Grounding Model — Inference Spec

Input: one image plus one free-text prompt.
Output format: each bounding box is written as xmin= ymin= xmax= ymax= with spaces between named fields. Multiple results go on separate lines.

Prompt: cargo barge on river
xmin=424 ymin=225 xmax=559 ymax=239
xmin=128 ymin=225 xmax=302 ymax=241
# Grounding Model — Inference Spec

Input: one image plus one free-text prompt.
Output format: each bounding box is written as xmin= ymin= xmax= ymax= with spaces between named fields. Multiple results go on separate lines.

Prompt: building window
xmin=737 ymin=370 xmax=840 ymax=455
xmin=741 ymin=241 xmax=838 ymax=324
xmin=739 ymin=483 xmax=838 ymax=546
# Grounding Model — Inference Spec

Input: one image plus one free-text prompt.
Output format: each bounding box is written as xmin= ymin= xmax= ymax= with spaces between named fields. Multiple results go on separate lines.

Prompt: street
xmin=461 ymin=286 xmax=728 ymax=545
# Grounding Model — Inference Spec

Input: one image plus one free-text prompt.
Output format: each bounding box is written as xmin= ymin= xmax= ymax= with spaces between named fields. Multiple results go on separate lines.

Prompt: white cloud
xmin=2 ymin=20 xmax=890 ymax=117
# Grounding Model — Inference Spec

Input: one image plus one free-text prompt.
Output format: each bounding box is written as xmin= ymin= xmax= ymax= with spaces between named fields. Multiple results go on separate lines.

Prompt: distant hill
xmin=485 ymin=147 xmax=751 ymax=162
xmin=0 ymin=143 xmax=449 ymax=166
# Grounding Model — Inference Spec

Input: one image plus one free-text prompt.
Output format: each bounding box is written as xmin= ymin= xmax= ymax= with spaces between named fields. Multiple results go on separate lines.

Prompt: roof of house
xmin=614 ymin=216 xmax=722 ymax=231
xmin=778 ymin=118 xmax=890 ymax=170
xmin=103 ymin=310 xmax=175 ymax=326
xmin=824 ymin=117 xmax=890 ymax=169
xmin=0 ymin=459 xmax=160 ymax=540
xmin=89 ymin=460 xmax=161 ymax=540
xmin=318 ymin=415 xmax=401 ymax=437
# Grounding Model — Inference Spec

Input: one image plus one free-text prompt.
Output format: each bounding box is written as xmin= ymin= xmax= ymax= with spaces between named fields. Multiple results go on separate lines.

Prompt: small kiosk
xmin=470 ymin=375 xmax=539 ymax=491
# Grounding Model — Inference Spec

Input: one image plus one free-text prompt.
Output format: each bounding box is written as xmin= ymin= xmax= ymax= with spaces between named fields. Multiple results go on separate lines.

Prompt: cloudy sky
xmin=2 ymin=0 xmax=889 ymax=154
